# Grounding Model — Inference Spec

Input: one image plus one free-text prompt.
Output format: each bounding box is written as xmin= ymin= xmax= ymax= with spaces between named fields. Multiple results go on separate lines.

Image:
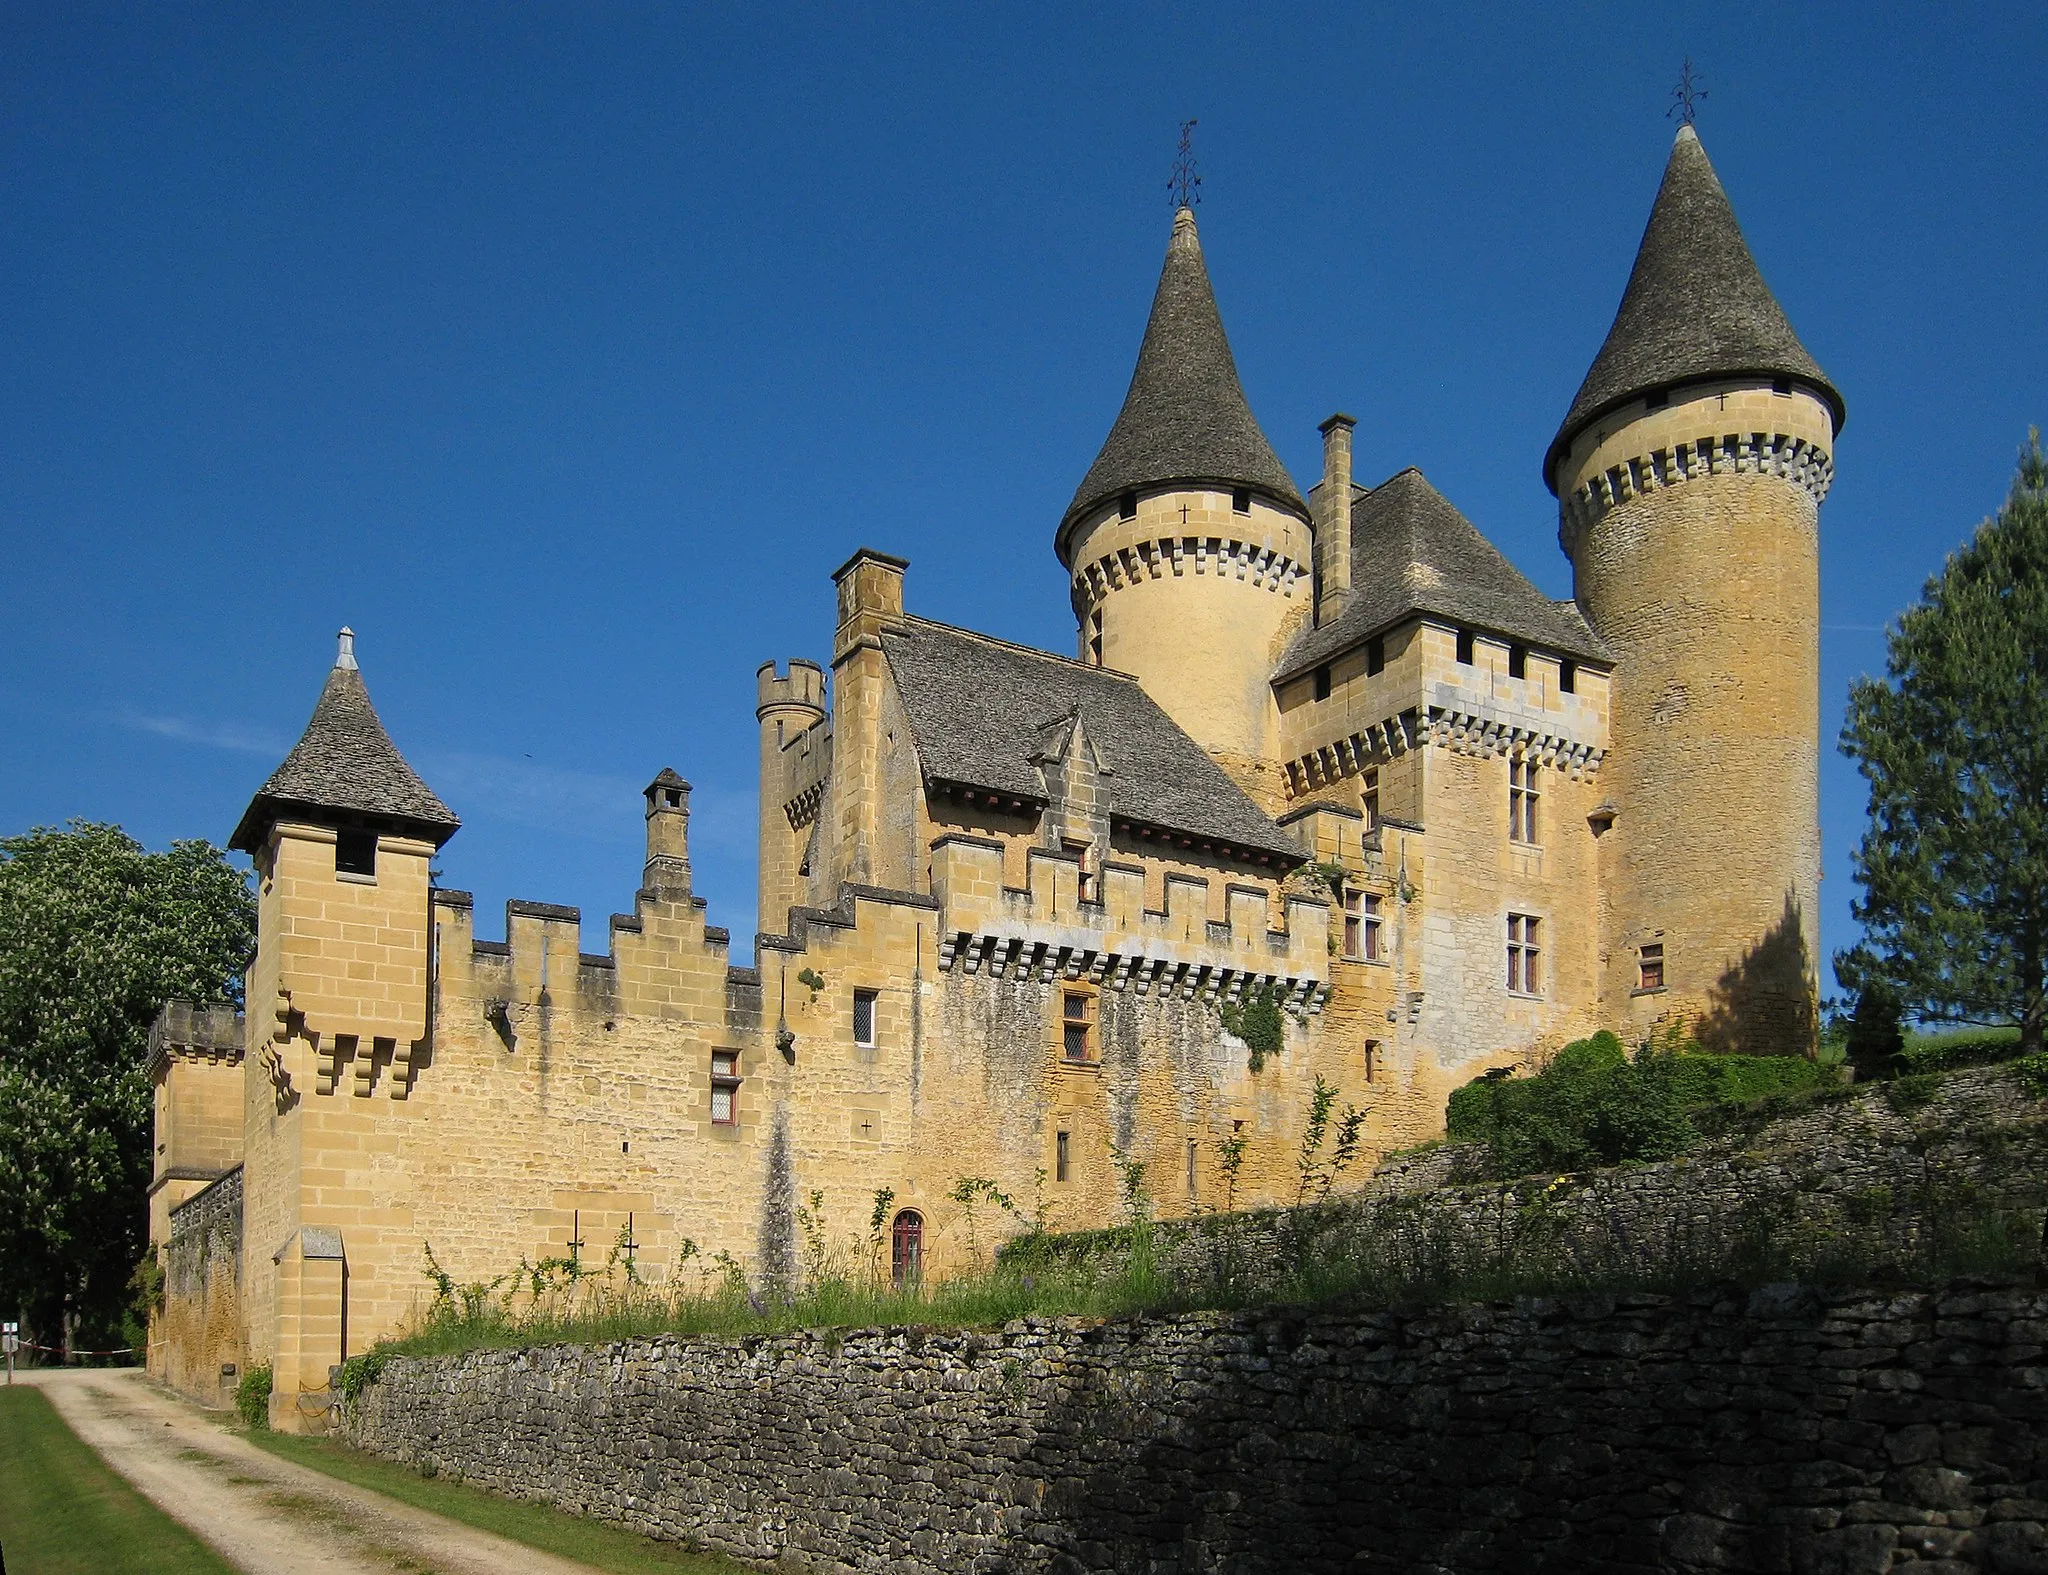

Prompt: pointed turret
xmin=1544 ymin=125 xmax=1843 ymax=493
xmin=229 ymin=629 xmax=459 ymax=853
xmin=1058 ymin=207 xmax=1304 ymax=562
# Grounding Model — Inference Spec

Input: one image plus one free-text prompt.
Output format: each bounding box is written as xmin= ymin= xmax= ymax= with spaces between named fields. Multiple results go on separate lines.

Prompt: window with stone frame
xmin=1509 ymin=756 xmax=1541 ymax=845
xmin=710 ymin=1050 xmax=741 ymax=1125
xmin=1055 ymin=1129 xmax=1071 ymax=1182
xmin=1343 ymin=887 xmax=1383 ymax=962
xmin=1638 ymin=943 xmax=1666 ymax=991
xmin=852 ymin=989 xmax=878 ymax=1048
xmin=1362 ymin=1040 xmax=1380 ymax=1083
xmin=1506 ymin=914 xmax=1543 ymax=995
xmin=1362 ymin=768 xmax=1380 ymax=831
xmin=1062 ymin=991 xmax=1095 ymax=1063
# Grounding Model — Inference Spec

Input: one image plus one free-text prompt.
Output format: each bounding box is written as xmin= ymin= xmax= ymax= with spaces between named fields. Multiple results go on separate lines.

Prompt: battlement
xmin=148 ymin=998 xmax=245 ymax=1076
xmin=928 ymin=834 xmax=1330 ymax=1009
xmin=757 ymin=658 xmax=828 ymax=715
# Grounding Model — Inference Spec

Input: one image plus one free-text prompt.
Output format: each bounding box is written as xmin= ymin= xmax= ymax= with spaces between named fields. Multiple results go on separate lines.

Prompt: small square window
xmin=1772 ymin=377 xmax=1792 ymax=395
xmin=1062 ymin=992 xmax=1094 ymax=1062
xmin=1455 ymin=629 xmax=1475 ymax=665
xmin=1645 ymin=388 xmax=1669 ymax=411
xmin=1119 ymin=491 xmax=1138 ymax=520
xmin=1313 ymin=665 xmax=1332 ymax=701
xmin=852 ymin=989 xmax=878 ymax=1048
xmin=1232 ymin=487 xmax=1251 ymax=514
xmin=335 ymin=828 xmax=377 ymax=878
xmin=1366 ymin=636 xmax=1384 ymax=676
xmin=1639 ymin=943 xmax=1666 ymax=991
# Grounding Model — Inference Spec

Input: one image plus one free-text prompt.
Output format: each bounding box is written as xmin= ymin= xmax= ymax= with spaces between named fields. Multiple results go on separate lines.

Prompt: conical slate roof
xmin=1274 ymin=468 xmax=1611 ymax=685
xmin=229 ymin=631 xmax=459 ymax=853
xmin=1058 ymin=207 xmax=1305 ymax=561
xmin=1544 ymin=126 xmax=1843 ymax=493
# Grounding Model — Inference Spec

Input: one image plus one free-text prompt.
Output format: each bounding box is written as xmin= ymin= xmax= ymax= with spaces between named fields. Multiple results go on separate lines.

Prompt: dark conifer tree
xmin=1841 ymin=433 xmax=2048 ymax=1054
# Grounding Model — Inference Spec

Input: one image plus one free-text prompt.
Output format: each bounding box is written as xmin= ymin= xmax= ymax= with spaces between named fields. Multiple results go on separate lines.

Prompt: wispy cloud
xmin=416 ymin=749 xmax=645 ymax=839
xmin=119 ymin=712 xmax=288 ymax=756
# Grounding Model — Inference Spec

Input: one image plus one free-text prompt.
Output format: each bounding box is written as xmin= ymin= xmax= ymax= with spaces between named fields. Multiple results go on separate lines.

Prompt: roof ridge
xmin=897 ymin=615 xmax=1144 ymax=683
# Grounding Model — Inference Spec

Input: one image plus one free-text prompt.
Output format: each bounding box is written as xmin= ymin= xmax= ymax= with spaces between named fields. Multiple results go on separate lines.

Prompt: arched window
xmin=890 ymin=1209 xmax=923 ymax=1287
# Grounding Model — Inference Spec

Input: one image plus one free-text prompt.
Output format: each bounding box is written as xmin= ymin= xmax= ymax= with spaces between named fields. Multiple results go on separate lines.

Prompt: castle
xmin=150 ymin=125 xmax=1841 ymax=1426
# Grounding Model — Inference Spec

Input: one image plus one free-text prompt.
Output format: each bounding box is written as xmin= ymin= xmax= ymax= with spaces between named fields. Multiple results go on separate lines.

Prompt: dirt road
xmin=19 ymin=1368 xmax=610 ymax=1575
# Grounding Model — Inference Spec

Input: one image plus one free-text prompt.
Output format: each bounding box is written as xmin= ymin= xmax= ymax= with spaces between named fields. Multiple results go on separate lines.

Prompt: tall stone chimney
xmin=1316 ymin=413 xmax=1356 ymax=624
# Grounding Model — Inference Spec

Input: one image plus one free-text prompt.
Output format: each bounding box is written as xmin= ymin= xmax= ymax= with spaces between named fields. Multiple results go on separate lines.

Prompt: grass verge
xmin=245 ymin=1427 xmax=749 ymax=1574
xmin=0 ymin=1387 xmax=237 ymax=1575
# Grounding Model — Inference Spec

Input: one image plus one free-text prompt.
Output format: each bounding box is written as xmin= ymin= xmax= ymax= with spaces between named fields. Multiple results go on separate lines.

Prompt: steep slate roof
xmin=1273 ymin=468 xmax=1612 ymax=685
xmin=1545 ymin=126 xmax=1843 ymax=492
xmin=230 ymin=633 xmax=459 ymax=853
xmin=882 ymin=617 xmax=1302 ymax=864
xmin=1058 ymin=207 xmax=1305 ymax=561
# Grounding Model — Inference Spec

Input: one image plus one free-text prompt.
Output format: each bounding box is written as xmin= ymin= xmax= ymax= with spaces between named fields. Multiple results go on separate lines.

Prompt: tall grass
xmin=352 ymin=1178 xmax=2045 ymax=1380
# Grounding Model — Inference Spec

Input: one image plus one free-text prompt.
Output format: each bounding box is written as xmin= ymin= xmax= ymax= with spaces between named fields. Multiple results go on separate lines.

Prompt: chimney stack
xmin=1316 ymin=414 xmax=1356 ymax=623
xmin=642 ymin=769 xmax=692 ymax=898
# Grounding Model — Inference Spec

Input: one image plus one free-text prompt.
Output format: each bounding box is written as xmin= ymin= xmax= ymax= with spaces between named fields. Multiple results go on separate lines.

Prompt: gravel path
xmin=20 ymin=1368 xmax=609 ymax=1575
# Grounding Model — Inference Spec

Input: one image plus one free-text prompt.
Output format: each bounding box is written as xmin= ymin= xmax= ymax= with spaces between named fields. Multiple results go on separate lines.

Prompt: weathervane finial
xmin=1168 ymin=119 xmax=1201 ymax=210
xmin=1668 ymin=57 xmax=1707 ymax=128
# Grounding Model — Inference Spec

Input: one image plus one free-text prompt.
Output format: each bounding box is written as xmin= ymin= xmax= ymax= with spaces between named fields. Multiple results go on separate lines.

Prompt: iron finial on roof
xmin=1168 ymin=118 xmax=1201 ymax=210
xmin=336 ymin=627 xmax=358 ymax=671
xmin=1668 ymin=57 xmax=1707 ymax=129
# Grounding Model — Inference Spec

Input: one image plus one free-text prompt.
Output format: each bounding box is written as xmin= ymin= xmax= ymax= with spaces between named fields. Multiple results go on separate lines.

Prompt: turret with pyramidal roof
xmin=1059 ymin=205 xmax=1311 ymax=808
xmin=229 ymin=629 xmax=459 ymax=854
xmin=1552 ymin=124 xmax=1839 ymax=1057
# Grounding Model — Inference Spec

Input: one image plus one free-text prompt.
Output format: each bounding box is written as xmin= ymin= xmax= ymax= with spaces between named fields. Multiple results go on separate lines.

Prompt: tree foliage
xmin=0 ymin=822 xmax=254 ymax=1349
xmin=1841 ymin=433 xmax=2048 ymax=1054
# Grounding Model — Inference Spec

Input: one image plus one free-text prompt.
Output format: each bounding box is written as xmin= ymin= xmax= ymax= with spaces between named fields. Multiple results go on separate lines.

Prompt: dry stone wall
xmin=344 ymin=1281 xmax=2048 ymax=1574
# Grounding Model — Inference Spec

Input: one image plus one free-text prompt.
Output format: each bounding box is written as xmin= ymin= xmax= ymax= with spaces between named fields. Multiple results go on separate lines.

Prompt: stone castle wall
xmin=157 ymin=1165 xmax=245 ymax=1405
xmin=344 ymin=1281 xmax=2048 ymax=1574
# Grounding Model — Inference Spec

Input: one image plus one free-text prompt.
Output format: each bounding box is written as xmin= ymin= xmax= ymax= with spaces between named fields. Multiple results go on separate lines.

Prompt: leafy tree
xmin=1841 ymin=433 xmax=2048 ymax=1056
xmin=0 ymin=822 xmax=254 ymax=1353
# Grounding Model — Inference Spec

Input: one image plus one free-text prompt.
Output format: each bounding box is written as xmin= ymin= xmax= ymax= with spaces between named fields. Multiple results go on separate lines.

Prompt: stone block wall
xmin=344 ymin=1280 xmax=2048 ymax=1574
xmin=156 ymin=1165 xmax=245 ymax=1405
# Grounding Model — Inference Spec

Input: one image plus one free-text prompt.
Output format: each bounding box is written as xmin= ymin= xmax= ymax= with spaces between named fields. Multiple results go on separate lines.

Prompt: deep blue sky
xmin=3 ymin=5 xmax=2042 ymax=995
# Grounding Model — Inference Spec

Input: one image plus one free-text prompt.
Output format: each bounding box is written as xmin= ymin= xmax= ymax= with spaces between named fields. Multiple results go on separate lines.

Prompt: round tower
xmin=1057 ymin=206 xmax=1311 ymax=807
xmin=1547 ymin=125 xmax=1843 ymax=1054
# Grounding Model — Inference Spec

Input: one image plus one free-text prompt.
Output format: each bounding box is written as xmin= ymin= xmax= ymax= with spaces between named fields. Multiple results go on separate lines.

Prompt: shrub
xmin=1895 ymin=1028 xmax=2025 ymax=1077
xmin=235 ymin=1362 xmax=272 ymax=1430
xmin=1445 ymin=1034 xmax=1826 ymax=1178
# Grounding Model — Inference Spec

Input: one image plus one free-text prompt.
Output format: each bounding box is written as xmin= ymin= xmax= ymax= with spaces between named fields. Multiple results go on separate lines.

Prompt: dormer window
xmin=1119 ymin=491 xmax=1138 ymax=521
xmin=1313 ymin=665 xmax=1332 ymax=701
xmin=1232 ymin=488 xmax=1251 ymax=514
xmin=1366 ymin=637 xmax=1384 ymax=676
xmin=1559 ymin=660 xmax=1577 ymax=694
xmin=1508 ymin=645 xmax=1527 ymax=680
xmin=1455 ymin=629 xmax=1475 ymax=666
xmin=335 ymin=829 xmax=377 ymax=879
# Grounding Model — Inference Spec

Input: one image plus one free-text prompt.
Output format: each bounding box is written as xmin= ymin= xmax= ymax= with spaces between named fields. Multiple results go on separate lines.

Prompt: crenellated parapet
xmin=928 ymin=834 xmax=1330 ymax=1011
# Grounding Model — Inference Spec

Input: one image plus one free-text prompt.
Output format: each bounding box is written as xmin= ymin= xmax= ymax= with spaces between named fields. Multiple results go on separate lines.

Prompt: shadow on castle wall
xmin=1693 ymin=893 xmax=1816 ymax=1057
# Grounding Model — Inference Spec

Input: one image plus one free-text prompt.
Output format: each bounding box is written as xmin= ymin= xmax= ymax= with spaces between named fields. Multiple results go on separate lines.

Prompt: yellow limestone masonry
xmin=149 ymin=134 xmax=1837 ymax=1427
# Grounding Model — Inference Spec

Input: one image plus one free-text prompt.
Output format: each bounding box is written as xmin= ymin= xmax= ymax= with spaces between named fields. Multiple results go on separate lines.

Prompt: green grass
xmin=245 ymin=1427 xmax=748 ymax=1574
xmin=0 ymin=1387 xmax=238 ymax=1575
